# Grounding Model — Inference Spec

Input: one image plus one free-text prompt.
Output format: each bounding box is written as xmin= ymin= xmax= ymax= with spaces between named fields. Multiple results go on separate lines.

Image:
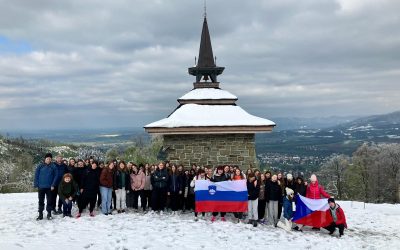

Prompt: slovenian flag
xmin=194 ymin=180 xmax=248 ymax=212
xmin=293 ymin=195 xmax=333 ymax=228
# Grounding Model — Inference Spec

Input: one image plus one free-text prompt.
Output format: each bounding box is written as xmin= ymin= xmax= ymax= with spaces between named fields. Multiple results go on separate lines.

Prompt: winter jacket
xmin=114 ymin=170 xmax=130 ymax=190
xmin=210 ymin=174 xmax=229 ymax=183
xmin=266 ymin=180 xmax=282 ymax=202
xmin=284 ymin=179 xmax=296 ymax=194
xmin=143 ymin=173 xmax=152 ymax=191
xmin=168 ymin=173 xmax=183 ymax=193
xmin=34 ymin=163 xmax=58 ymax=189
xmin=81 ymin=167 xmax=101 ymax=196
xmin=283 ymin=196 xmax=294 ymax=220
xmin=130 ymin=170 xmax=145 ymax=191
xmin=151 ymin=168 xmax=169 ymax=189
xmin=295 ymin=182 xmax=307 ymax=197
xmin=326 ymin=204 xmax=347 ymax=228
xmin=306 ymin=181 xmax=330 ymax=199
xmin=247 ymin=179 xmax=260 ymax=200
xmin=73 ymin=166 xmax=87 ymax=188
xmin=100 ymin=168 xmax=114 ymax=188
xmin=58 ymin=180 xmax=78 ymax=201
xmin=54 ymin=162 xmax=68 ymax=186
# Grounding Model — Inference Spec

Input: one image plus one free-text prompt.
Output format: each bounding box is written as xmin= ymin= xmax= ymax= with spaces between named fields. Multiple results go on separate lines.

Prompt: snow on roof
xmin=145 ymin=104 xmax=275 ymax=128
xmin=178 ymin=88 xmax=237 ymax=100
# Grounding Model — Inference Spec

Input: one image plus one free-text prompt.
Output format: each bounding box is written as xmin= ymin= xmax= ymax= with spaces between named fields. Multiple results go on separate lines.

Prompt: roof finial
xmin=204 ymin=0 xmax=207 ymax=18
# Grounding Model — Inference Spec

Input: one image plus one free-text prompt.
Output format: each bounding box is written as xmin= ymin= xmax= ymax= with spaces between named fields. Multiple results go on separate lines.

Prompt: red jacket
xmin=326 ymin=205 xmax=347 ymax=228
xmin=306 ymin=181 xmax=330 ymax=199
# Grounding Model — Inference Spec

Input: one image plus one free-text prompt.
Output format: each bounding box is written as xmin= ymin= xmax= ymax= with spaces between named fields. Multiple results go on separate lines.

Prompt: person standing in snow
xmin=232 ymin=168 xmax=245 ymax=223
xmin=77 ymin=161 xmax=101 ymax=217
xmin=114 ymin=161 xmax=130 ymax=213
xmin=130 ymin=163 xmax=145 ymax=211
xmin=266 ymin=174 xmax=282 ymax=227
xmin=142 ymin=164 xmax=152 ymax=212
xmin=151 ymin=162 xmax=169 ymax=214
xmin=168 ymin=164 xmax=183 ymax=215
xmin=52 ymin=155 xmax=68 ymax=215
xmin=294 ymin=176 xmax=307 ymax=197
xmin=100 ymin=161 xmax=115 ymax=215
xmin=306 ymin=174 xmax=331 ymax=199
xmin=257 ymin=173 xmax=267 ymax=224
xmin=277 ymin=187 xmax=295 ymax=231
xmin=34 ymin=153 xmax=58 ymax=220
xmin=277 ymin=172 xmax=285 ymax=219
xmin=210 ymin=166 xmax=230 ymax=222
xmin=247 ymin=172 xmax=260 ymax=227
xmin=191 ymin=169 xmax=209 ymax=221
xmin=58 ymin=173 xmax=78 ymax=218
xmin=324 ymin=198 xmax=347 ymax=237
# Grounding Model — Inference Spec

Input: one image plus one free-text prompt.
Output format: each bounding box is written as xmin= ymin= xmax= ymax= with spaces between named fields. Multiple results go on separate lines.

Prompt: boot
xmin=47 ymin=212 xmax=53 ymax=220
xmin=36 ymin=212 xmax=43 ymax=221
xmin=253 ymin=220 xmax=258 ymax=227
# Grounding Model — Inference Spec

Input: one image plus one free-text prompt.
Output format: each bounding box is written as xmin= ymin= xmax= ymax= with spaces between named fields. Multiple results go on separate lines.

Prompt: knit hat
xmin=328 ymin=198 xmax=335 ymax=203
xmin=45 ymin=153 xmax=53 ymax=159
xmin=287 ymin=173 xmax=293 ymax=180
xmin=310 ymin=174 xmax=317 ymax=182
xmin=286 ymin=187 xmax=294 ymax=196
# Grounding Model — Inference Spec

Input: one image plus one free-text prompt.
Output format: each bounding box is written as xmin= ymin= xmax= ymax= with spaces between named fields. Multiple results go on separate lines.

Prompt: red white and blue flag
xmin=194 ymin=180 xmax=248 ymax=212
xmin=293 ymin=195 xmax=333 ymax=228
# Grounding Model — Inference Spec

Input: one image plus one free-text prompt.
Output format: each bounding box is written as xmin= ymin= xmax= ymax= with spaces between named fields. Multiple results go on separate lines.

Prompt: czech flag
xmin=194 ymin=180 xmax=248 ymax=212
xmin=293 ymin=195 xmax=333 ymax=228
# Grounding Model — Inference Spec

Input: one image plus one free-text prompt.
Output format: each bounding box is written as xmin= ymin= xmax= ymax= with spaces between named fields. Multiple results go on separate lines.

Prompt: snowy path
xmin=0 ymin=193 xmax=399 ymax=250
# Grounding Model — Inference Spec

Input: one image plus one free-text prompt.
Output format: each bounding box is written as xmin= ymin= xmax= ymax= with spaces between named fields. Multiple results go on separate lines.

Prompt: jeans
xmin=100 ymin=186 xmax=112 ymax=214
xmin=62 ymin=199 xmax=73 ymax=215
xmin=38 ymin=188 xmax=53 ymax=214
xmin=268 ymin=200 xmax=279 ymax=226
xmin=115 ymin=188 xmax=126 ymax=210
xmin=248 ymin=199 xmax=258 ymax=220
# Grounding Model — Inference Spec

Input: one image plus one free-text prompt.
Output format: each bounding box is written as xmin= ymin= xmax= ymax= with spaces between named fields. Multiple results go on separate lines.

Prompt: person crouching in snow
xmin=58 ymin=173 xmax=78 ymax=217
xmin=277 ymin=187 xmax=295 ymax=231
xmin=247 ymin=173 xmax=260 ymax=227
xmin=324 ymin=198 xmax=347 ymax=237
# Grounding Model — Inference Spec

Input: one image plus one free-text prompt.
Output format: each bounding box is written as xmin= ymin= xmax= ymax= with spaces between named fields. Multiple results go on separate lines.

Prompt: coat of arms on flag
xmin=194 ymin=180 xmax=248 ymax=212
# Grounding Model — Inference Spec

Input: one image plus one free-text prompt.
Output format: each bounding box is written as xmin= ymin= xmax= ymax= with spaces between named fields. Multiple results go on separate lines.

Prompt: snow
xmin=1 ymin=193 xmax=400 ymax=250
xmin=179 ymin=88 xmax=237 ymax=100
xmin=145 ymin=104 xmax=275 ymax=128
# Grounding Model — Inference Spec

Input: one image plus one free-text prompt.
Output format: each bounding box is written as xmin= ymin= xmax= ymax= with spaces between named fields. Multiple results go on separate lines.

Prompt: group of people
xmin=34 ymin=153 xmax=347 ymax=236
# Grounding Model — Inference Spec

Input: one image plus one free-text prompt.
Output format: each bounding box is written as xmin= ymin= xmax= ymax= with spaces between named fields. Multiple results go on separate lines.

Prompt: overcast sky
xmin=0 ymin=0 xmax=399 ymax=131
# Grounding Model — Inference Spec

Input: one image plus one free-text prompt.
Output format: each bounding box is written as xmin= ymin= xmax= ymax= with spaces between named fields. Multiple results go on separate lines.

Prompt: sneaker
xmin=253 ymin=220 xmax=258 ymax=227
xmin=211 ymin=216 xmax=216 ymax=222
xmin=47 ymin=213 xmax=53 ymax=220
xmin=36 ymin=213 xmax=43 ymax=221
xmin=76 ymin=213 xmax=81 ymax=218
xmin=194 ymin=217 xmax=199 ymax=222
xmin=221 ymin=217 xmax=226 ymax=222
xmin=57 ymin=208 xmax=62 ymax=214
xmin=90 ymin=212 xmax=95 ymax=217
xmin=121 ymin=209 xmax=126 ymax=213
xmin=248 ymin=219 xmax=253 ymax=224
xmin=160 ymin=211 xmax=164 ymax=216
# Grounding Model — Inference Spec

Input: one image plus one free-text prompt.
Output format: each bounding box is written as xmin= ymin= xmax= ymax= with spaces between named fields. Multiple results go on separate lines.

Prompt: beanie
xmin=310 ymin=174 xmax=317 ymax=182
xmin=285 ymin=187 xmax=294 ymax=196
xmin=287 ymin=173 xmax=293 ymax=180
xmin=328 ymin=197 xmax=335 ymax=203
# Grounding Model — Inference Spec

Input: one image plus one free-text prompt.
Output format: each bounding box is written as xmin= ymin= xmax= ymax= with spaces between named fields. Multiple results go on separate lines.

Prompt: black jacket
xmin=247 ymin=179 xmax=260 ymax=200
xmin=266 ymin=180 xmax=282 ymax=201
xmin=73 ymin=166 xmax=87 ymax=188
xmin=81 ymin=167 xmax=101 ymax=196
xmin=168 ymin=174 xmax=183 ymax=193
xmin=113 ymin=170 xmax=130 ymax=190
xmin=295 ymin=182 xmax=307 ymax=197
xmin=151 ymin=168 xmax=169 ymax=189
xmin=211 ymin=174 xmax=229 ymax=183
xmin=58 ymin=180 xmax=78 ymax=201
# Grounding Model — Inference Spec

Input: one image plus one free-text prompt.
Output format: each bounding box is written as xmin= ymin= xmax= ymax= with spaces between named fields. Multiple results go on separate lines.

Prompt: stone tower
xmin=144 ymin=16 xmax=275 ymax=168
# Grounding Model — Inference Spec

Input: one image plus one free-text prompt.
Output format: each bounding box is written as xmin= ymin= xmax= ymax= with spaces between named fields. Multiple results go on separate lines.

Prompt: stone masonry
xmin=163 ymin=134 xmax=257 ymax=168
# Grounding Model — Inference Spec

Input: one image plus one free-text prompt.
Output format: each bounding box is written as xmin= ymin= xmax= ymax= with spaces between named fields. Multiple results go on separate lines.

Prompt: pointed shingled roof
xmin=197 ymin=17 xmax=215 ymax=68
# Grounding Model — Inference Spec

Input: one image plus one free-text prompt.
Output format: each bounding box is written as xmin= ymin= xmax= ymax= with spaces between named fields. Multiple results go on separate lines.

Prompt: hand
xmin=167 ymin=192 xmax=170 ymax=196
xmin=179 ymin=191 xmax=182 ymax=194
xmin=127 ymin=190 xmax=130 ymax=194
xmin=51 ymin=186 xmax=54 ymax=191
xmin=80 ymin=189 xmax=83 ymax=194
xmin=304 ymin=181 xmax=308 ymax=185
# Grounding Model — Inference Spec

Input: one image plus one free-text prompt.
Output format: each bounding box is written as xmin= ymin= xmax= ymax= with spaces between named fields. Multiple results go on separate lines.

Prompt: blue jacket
xmin=34 ymin=163 xmax=58 ymax=189
xmin=54 ymin=162 xmax=68 ymax=186
xmin=283 ymin=196 xmax=294 ymax=220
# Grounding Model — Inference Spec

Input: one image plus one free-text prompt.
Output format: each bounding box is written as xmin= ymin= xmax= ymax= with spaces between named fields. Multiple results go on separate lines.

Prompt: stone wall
xmin=163 ymin=133 xmax=257 ymax=168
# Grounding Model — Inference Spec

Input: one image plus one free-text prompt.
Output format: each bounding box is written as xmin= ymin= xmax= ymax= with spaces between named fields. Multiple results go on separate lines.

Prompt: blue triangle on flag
xmin=293 ymin=195 xmax=314 ymax=221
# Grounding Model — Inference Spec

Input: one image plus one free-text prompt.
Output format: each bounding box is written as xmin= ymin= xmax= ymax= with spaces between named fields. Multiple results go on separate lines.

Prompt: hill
xmin=0 ymin=193 xmax=399 ymax=249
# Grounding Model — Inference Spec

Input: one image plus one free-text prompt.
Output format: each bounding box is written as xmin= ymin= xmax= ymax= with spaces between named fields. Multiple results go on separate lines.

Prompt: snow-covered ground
xmin=0 ymin=193 xmax=399 ymax=250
